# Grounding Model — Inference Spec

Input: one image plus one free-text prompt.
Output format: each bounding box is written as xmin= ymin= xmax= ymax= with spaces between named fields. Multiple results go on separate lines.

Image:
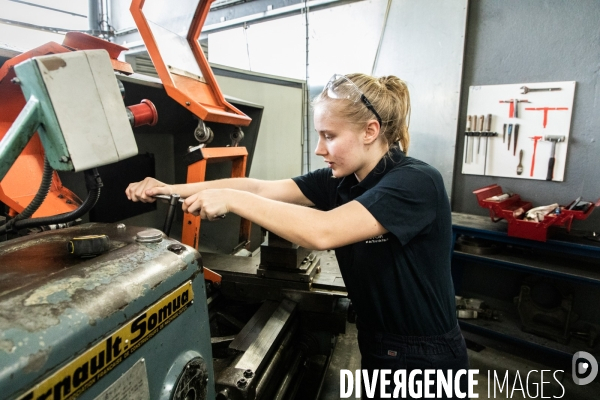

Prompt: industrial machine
xmin=0 ymin=1 xmax=349 ymax=399
xmin=0 ymin=49 xmax=214 ymax=399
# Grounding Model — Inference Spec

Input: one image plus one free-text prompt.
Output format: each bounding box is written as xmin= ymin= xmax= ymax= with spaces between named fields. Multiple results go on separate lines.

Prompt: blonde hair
xmin=313 ymin=73 xmax=411 ymax=153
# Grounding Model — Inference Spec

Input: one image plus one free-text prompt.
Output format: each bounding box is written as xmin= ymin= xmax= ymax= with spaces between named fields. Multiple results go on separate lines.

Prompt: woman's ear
xmin=363 ymin=120 xmax=381 ymax=145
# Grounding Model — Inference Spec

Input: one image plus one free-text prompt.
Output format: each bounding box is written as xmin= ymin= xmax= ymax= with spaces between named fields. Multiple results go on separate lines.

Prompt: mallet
xmin=544 ymin=135 xmax=565 ymax=181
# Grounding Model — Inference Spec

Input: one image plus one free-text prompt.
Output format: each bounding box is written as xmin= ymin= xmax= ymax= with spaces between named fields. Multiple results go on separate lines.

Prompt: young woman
xmin=126 ymin=73 xmax=469 ymax=399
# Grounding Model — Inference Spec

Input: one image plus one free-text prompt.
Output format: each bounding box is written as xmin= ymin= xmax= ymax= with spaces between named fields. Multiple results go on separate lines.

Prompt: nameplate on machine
xmin=17 ymin=281 xmax=195 ymax=400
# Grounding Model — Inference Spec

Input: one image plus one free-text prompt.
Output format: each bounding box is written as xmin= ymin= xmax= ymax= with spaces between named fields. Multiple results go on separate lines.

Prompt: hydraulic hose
xmin=12 ymin=188 xmax=100 ymax=230
xmin=8 ymin=168 xmax=103 ymax=231
xmin=0 ymin=156 xmax=53 ymax=234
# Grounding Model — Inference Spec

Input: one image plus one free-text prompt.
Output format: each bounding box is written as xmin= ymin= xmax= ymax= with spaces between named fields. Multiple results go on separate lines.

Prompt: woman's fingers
xmin=145 ymin=185 xmax=171 ymax=198
xmin=125 ymin=181 xmax=148 ymax=202
xmin=182 ymin=194 xmax=199 ymax=215
xmin=126 ymin=177 xmax=170 ymax=202
xmin=181 ymin=190 xmax=229 ymax=220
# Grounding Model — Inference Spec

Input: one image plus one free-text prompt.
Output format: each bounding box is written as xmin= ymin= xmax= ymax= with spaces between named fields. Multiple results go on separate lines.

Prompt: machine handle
xmin=162 ymin=194 xmax=181 ymax=236
xmin=153 ymin=194 xmax=225 ymax=236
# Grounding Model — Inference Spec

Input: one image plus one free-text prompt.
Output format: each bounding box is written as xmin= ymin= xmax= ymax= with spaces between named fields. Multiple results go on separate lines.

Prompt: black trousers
xmin=356 ymin=324 xmax=470 ymax=400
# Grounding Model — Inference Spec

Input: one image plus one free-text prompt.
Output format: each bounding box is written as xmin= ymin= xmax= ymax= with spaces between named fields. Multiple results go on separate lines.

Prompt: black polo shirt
xmin=292 ymin=147 xmax=456 ymax=336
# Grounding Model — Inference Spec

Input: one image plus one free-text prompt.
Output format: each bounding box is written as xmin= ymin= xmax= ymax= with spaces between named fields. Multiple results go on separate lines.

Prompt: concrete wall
xmin=453 ymin=0 xmax=600 ymax=232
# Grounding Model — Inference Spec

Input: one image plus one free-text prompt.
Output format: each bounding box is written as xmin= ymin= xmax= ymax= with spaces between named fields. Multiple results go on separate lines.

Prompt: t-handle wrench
xmin=154 ymin=194 xmax=184 ymax=203
xmin=153 ymin=194 xmax=226 ymax=226
xmin=153 ymin=194 xmax=181 ymax=236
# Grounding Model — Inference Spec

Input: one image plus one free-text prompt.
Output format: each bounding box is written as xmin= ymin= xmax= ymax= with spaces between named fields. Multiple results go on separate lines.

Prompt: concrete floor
xmin=319 ymin=323 xmax=599 ymax=399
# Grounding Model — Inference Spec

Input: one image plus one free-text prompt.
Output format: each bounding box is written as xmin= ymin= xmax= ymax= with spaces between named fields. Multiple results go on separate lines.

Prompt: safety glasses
xmin=325 ymin=74 xmax=383 ymax=126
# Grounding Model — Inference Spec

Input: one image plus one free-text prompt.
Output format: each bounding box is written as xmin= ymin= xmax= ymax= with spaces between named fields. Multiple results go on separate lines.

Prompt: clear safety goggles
xmin=325 ymin=74 xmax=383 ymax=126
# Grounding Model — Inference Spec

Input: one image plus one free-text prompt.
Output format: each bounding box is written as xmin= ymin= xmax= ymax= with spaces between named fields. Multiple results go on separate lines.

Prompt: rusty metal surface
xmin=0 ymin=222 xmax=203 ymax=397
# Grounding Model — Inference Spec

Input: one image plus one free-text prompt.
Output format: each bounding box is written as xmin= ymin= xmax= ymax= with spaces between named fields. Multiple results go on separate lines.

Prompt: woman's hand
xmin=183 ymin=189 xmax=237 ymax=221
xmin=125 ymin=177 xmax=173 ymax=202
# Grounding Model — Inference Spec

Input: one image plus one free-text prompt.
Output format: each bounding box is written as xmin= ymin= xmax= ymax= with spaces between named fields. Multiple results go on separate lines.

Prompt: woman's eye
xmin=324 ymin=135 xmax=332 ymax=140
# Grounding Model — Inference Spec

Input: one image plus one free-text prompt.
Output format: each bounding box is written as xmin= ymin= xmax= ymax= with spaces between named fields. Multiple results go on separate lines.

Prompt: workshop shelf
xmin=453 ymin=250 xmax=600 ymax=286
xmin=459 ymin=304 xmax=600 ymax=366
xmin=452 ymin=212 xmax=600 ymax=368
xmin=452 ymin=213 xmax=600 ymax=260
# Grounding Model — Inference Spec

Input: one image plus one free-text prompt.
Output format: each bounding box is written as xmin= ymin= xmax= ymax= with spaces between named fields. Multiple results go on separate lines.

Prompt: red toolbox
xmin=473 ymin=184 xmax=596 ymax=242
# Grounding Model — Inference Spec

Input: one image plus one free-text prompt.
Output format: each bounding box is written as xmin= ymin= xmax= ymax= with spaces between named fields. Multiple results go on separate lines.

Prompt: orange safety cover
xmin=130 ymin=0 xmax=251 ymax=126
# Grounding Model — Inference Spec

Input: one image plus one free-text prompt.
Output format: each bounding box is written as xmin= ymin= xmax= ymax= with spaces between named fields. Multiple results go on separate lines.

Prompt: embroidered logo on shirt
xmin=365 ymin=234 xmax=389 ymax=244
xmin=387 ymin=350 xmax=398 ymax=357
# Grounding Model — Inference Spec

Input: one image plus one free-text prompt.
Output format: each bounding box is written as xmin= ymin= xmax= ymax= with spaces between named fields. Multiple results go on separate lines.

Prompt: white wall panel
xmin=207 ymin=0 xmax=468 ymax=194
xmin=214 ymin=70 xmax=305 ymax=181
xmin=374 ymin=0 xmax=468 ymax=196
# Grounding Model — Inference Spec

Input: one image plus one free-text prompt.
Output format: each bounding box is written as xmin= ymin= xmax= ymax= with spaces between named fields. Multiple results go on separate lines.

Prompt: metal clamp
xmin=230 ymin=127 xmax=244 ymax=147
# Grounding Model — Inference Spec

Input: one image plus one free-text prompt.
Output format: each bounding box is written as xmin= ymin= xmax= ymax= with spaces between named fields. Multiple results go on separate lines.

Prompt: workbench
xmin=451 ymin=212 xmax=600 ymax=368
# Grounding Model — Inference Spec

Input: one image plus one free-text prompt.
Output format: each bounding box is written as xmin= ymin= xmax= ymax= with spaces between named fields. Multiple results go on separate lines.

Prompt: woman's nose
xmin=315 ymin=138 xmax=326 ymax=156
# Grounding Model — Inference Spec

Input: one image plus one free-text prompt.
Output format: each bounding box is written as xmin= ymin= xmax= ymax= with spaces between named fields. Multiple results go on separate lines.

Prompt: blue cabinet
xmin=451 ymin=213 xmax=600 ymax=367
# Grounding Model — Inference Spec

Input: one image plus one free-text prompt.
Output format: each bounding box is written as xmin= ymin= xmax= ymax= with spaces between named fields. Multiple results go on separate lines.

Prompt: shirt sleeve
xmin=354 ymin=166 xmax=439 ymax=246
xmin=291 ymin=168 xmax=338 ymax=211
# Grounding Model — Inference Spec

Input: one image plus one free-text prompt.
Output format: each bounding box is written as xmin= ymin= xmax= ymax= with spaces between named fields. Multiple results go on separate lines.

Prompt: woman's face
xmin=313 ymin=103 xmax=367 ymax=179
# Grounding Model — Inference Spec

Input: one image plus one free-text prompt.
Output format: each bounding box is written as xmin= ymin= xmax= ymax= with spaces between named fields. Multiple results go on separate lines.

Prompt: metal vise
xmin=257 ymin=232 xmax=321 ymax=288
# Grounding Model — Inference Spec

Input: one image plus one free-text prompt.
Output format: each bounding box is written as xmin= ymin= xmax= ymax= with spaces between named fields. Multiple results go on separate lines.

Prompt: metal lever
xmin=153 ymin=194 xmax=226 ymax=222
xmin=157 ymin=194 xmax=180 ymax=236
xmin=154 ymin=194 xmax=184 ymax=203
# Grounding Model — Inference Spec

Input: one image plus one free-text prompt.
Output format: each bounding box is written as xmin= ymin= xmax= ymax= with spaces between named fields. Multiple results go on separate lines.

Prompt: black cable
xmin=0 ymin=156 xmax=53 ymax=234
xmin=10 ymin=168 xmax=103 ymax=232
xmin=12 ymin=188 xmax=100 ymax=230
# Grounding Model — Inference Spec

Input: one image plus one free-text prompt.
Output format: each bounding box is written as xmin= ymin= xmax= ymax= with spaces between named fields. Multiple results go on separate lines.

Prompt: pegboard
xmin=461 ymin=81 xmax=575 ymax=181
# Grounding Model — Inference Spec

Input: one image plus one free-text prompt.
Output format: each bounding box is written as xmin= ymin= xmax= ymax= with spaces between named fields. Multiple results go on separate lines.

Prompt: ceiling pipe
xmin=88 ymin=0 xmax=100 ymax=36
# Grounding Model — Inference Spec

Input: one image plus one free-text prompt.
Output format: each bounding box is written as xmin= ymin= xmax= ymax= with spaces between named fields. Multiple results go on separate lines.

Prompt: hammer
xmin=545 ymin=135 xmax=565 ymax=181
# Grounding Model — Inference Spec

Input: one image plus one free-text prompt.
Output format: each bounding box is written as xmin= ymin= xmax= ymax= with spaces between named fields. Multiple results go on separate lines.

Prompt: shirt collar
xmin=338 ymin=145 xmax=406 ymax=192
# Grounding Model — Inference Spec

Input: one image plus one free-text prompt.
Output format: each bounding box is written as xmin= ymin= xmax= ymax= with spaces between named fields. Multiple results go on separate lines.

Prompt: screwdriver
xmin=513 ymin=124 xmax=520 ymax=156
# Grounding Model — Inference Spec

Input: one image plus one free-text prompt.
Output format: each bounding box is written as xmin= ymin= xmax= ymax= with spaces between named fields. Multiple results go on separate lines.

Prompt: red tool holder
xmin=473 ymin=184 xmax=596 ymax=242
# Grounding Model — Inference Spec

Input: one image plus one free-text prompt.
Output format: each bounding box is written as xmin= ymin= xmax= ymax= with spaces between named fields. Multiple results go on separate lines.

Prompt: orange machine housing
xmin=2 ymin=2 xmax=252 ymax=280
xmin=182 ymin=147 xmax=251 ymax=250
xmin=0 ymin=33 xmax=133 ymax=218
xmin=131 ymin=0 xmax=253 ymax=253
